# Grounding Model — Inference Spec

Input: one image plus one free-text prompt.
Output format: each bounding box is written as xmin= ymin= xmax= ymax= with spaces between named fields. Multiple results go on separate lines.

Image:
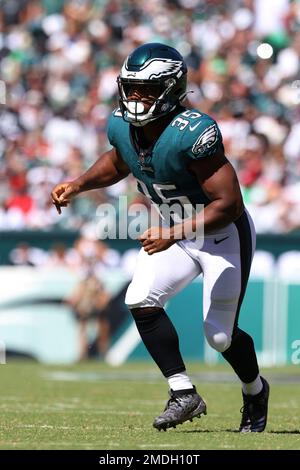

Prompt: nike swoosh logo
xmin=189 ymin=121 xmax=201 ymax=131
xmin=214 ymin=236 xmax=229 ymax=244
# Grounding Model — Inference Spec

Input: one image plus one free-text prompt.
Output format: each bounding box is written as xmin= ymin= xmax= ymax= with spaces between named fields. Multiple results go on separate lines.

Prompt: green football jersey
xmin=107 ymin=107 xmax=223 ymax=209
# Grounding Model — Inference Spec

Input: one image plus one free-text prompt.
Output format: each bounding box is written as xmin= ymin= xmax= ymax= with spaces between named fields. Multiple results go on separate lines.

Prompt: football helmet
xmin=117 ymin=43 xmax=187 ymax=126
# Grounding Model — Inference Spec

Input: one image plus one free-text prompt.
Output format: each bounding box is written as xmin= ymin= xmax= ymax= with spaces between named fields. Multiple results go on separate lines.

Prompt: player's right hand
xmin=51 ymin=182 xmax=80 ymax=214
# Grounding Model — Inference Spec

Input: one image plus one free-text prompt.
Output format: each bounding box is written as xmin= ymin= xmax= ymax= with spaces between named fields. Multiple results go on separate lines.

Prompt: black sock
xmin=222 ymin=327 xmax=259 ymax=383
xmin=130 ymin=307 xmax=186 ymax=377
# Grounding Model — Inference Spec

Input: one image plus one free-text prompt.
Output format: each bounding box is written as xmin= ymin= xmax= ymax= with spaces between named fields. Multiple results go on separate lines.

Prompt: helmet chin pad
xmin=123 ymin=99 xmax=160 ymax=126
xmin=126 ymin=101 xmax=145 ymax=114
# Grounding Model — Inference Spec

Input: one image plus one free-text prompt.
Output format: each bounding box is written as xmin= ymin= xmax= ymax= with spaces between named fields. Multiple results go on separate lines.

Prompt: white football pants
xmin=125 ymin=210 xmax=256 ymax=353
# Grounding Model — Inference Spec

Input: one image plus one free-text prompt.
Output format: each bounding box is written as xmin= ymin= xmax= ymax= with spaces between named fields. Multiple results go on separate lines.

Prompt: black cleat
xmin=239 ymin=377 xmax=270 ymax=433
xmin=153 ymin=386 xmax=207 ymax=431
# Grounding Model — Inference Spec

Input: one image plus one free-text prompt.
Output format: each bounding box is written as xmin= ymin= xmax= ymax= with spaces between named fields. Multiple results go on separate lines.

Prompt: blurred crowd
xmin=9 ymin=234 xmax=137 ymax=275
xmin=8 ymin=234 xmax=138 ymax=359
xmin=1 ymin=0 xmax=300 ymax=234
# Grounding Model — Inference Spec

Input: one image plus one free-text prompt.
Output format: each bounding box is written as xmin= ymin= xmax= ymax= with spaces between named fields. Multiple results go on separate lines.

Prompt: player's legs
xmin=181 ymin=211 xmax=258 ymax=373
xmin=126 ymin=242 xmax=201 ymax=378
xmin=125 ymin=243 xmax=207 ymax=430
xmin=193 ymin=210 xmax=268 ymax=431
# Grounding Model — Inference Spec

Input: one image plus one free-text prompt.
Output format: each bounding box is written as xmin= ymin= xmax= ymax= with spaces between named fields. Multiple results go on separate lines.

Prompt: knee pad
xmin=204 ymin=321 xmax=232 ymax=353
xmin=125 ymin=282 xmax=162 ymax=309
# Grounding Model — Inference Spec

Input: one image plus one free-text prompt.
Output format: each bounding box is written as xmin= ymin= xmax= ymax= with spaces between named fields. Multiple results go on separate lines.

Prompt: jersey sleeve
xmin=107 ymin=108 xmax=123 ymax=147
xmin=181 ymin=115 xmax=223 ymax=160
xmin=107 ymin=112 xmax=116 ymax=147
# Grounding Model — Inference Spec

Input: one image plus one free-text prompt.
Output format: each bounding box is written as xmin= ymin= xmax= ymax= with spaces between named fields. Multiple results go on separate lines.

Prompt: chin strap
xmin=179 ymin=90 xmax=194 ymax=102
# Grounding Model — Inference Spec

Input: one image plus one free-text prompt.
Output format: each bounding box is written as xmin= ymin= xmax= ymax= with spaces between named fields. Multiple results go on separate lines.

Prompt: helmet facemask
xmin=118 ymin=77 xmax=184 ymax=126
xmin=117 ymin=43 xmax=188 ymax=126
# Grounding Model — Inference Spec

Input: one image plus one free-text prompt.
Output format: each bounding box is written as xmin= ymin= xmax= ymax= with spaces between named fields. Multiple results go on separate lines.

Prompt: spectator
xmin=66 ymin=271 xmax=111 ymax=360
xmin=1 ymin=0 xmax=300 ymax=234
xmin=9 ymin=242 xmax=48 ymax=266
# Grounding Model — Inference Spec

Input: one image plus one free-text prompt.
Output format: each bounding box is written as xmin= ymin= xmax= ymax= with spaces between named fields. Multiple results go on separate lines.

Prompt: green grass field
xmin=0 ymin=361 xmax=300 ymax=450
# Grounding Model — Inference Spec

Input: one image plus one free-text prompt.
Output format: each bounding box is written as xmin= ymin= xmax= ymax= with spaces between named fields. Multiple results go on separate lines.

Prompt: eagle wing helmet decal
xmin=122 ymin=59 xmax=183 ymax=80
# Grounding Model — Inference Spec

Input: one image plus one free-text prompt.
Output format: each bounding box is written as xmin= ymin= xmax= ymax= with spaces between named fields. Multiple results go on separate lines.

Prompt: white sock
xmin=167 ymin=371 xmax=193 ymax=391
xmin=242 ymin=375 xmax=263 ymax=396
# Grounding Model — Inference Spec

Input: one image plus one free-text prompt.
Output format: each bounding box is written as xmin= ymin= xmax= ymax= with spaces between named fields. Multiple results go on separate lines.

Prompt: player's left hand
xmin=139 ymin=227 xmax=176 ymax=255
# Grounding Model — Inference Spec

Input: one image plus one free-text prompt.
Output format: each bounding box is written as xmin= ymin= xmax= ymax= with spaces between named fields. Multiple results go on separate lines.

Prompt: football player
xmin=51 ymin=43 xmax=269 ymax=432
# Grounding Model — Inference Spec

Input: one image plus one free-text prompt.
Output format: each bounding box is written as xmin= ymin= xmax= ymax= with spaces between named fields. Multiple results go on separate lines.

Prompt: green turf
xmin=0 ymin=361 xmax=300 ymax=450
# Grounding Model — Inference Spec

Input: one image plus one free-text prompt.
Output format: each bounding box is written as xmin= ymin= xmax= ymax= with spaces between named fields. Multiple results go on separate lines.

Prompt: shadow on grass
xmin=179 ymin=429 xmax=229 ymax=433
xmin=267 ymin=430 xmax=300 ymax=435
xmin=179 ymin=429 xmax=300 ymax=434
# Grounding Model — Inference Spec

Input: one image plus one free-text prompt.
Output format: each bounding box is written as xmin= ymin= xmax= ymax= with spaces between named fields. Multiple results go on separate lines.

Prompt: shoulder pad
xmin=176 ymin=110 xmax=222 ymax=159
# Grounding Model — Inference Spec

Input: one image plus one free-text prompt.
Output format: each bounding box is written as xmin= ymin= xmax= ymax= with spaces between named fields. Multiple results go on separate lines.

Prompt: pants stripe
xmin=233 ymin=211 xmax=254 ymax=330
